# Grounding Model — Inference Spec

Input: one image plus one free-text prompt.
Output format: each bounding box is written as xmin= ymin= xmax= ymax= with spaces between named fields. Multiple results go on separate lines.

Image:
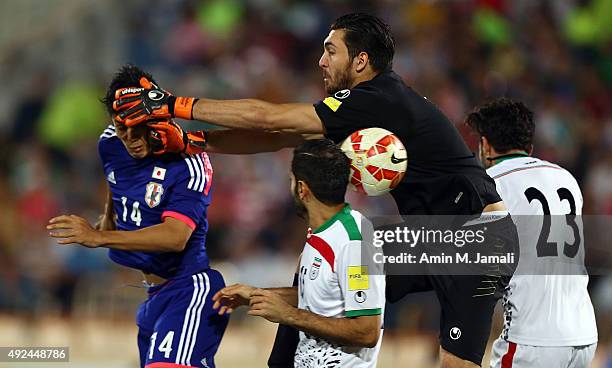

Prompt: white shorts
xmin=490 ymin=338 xmax=596 ymax=368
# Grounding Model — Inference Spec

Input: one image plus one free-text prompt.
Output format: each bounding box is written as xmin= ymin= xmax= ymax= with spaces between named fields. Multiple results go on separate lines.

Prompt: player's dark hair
xmin=466 ymin=98 xmax=535 ymax=153
xmin=292 ymin=139 xmax=350 ymax=206
xmin=102 ymin=64 xmax=157 ymax=115
xmin=331 ymin=13 xmax=395 ymax=73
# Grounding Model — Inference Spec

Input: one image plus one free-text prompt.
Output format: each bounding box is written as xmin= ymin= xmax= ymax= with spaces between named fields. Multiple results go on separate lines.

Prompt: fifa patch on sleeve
xmin=348 ymin=266 xmax=369 ymax=290
xmin=323 ymin=97 xmax=342 ymax=112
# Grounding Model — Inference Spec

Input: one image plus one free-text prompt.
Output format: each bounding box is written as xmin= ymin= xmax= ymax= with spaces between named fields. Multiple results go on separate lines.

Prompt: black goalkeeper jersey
xmin=314 ymin=70 xmax=501 ymax=215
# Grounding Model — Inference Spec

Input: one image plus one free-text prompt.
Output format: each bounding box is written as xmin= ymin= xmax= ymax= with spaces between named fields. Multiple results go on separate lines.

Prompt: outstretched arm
xmin=148 ymin=123 xmax=323 ymax=155
xmin=211 ymin=284 xmax=299 ymax=315
xmin=113 ymin=77 xmax=326 ymax=135
xmin=192 ymin=100 xmax=324 ymax=134
xmin=206 ymin=129 xmax=322 ymax=154
xmin=212 ymin=254 xmax=301 ymax=314
xmin=48 ymin=215 xmax=192 ymax=252
xmin=249 ymin=289 xmax=381 ymax=348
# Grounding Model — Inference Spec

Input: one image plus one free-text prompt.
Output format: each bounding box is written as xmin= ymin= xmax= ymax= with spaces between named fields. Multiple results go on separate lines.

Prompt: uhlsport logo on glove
xmin=119 ymin=87 xmax=144 ymax=96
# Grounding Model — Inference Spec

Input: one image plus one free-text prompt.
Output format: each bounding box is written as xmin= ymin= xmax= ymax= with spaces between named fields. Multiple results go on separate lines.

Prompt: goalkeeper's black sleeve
xmin=267 ymin=273 xmax=300 ymax=367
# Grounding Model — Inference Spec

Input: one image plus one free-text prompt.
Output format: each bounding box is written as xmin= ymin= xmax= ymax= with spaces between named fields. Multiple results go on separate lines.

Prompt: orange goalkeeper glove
xmin=148 ymin=120 xmax=207 ymax=155
xmin=113 ymin=77 xmax=197 ymax=126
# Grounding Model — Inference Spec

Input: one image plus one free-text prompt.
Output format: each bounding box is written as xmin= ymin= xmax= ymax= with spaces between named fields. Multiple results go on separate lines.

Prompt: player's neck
xmin=487 ymin=149 xmax=529 ymax=166
xmin=351 ymin=70 xmax=379 ymax=88
xmin=308 ymin=203 xmax=347 ymax=232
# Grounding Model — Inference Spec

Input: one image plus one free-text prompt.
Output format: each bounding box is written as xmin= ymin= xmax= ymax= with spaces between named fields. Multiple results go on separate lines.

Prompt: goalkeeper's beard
xmin=292 ymin=185 xmax=308 ymax=220
xmin=325 ymin=62 xmax=353 ymax=95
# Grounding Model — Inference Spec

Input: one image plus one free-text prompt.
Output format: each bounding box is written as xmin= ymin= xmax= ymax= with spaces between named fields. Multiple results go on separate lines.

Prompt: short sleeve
xmin=314 ymin=87 xmax=388 ymax=144
xmin=98 ymin=124 xmax=117 ymax=165
xmin=336 ymin=240 xmax=385 ymax=317
xmin=162 ymin=153 xmax=213 ymax=230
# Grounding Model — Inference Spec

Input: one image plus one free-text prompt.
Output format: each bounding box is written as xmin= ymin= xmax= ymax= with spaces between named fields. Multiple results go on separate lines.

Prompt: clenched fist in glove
xmin=113 ymin=77 xmax=198 ymax=126
xmin=148 ymin=120 xmax=208 ymax=155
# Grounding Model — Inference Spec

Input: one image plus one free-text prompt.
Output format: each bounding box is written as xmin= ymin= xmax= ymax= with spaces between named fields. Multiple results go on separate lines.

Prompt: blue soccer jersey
xmin=98 ymin=124 xmax=213 ymax=279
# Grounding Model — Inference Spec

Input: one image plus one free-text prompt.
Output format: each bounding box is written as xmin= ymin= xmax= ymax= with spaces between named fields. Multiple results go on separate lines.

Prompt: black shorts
xmin=386 ymin=215 xmax=518 ymax=366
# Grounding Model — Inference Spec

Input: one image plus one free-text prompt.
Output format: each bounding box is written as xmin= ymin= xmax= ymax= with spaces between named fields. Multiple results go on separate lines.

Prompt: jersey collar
xmin=312 ymin=203 xmax=351 ymax=234
xmin=490 ymin=151 xmax=529 ymax=165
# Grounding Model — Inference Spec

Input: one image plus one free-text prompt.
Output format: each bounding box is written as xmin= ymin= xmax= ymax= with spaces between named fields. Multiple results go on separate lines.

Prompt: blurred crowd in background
xmin=0 ymin=0 xmax=611 ymax=363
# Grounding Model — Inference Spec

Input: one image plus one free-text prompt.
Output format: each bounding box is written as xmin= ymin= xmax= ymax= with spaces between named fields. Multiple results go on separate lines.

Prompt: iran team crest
xmin=145 ymin=182 xmax=164 ymax=208
xmin=310 ymin=257 xmax=322 ymax=280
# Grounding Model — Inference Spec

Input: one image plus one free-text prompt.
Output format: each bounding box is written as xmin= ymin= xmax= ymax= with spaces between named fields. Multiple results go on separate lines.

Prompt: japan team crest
xmin=145 ymin=182 xmax=164 ymax=208
xmin=310 ymin=257 xmax=322 ymax=280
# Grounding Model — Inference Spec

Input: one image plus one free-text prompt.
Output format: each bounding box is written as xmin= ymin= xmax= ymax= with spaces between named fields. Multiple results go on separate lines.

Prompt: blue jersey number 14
xmin=121 ymin=196 xmax=142 ymax=226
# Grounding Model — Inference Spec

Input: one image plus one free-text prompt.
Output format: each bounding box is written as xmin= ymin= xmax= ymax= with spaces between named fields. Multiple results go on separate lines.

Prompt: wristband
xmin=173 ymin=97 xmax=198 ymax=120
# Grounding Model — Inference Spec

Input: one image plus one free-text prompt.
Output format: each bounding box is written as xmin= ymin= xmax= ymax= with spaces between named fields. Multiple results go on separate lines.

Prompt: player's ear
xmin=298 ymin=180 xmax=310 ymax=200
xmin=480 ymin=136 xmax=492 ymax=155
xmin=354 ymin=51 xmax=369 ymax=73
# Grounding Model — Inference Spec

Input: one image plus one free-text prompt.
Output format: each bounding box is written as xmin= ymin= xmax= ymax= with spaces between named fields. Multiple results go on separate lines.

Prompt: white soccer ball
xmin=340 ymin=127 xmax=408 ymax=196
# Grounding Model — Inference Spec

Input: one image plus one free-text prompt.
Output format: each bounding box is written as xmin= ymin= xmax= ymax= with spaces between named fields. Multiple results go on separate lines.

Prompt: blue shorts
xmin=136 ymin=269 xmax=229 ymax=368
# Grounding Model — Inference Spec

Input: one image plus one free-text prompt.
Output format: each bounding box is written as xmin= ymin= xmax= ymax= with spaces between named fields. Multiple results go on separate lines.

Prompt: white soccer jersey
xmin=296 ymin=205 xmax=385 ymax=368
xmin=487 ymin=157 xmax=597 ymax=346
